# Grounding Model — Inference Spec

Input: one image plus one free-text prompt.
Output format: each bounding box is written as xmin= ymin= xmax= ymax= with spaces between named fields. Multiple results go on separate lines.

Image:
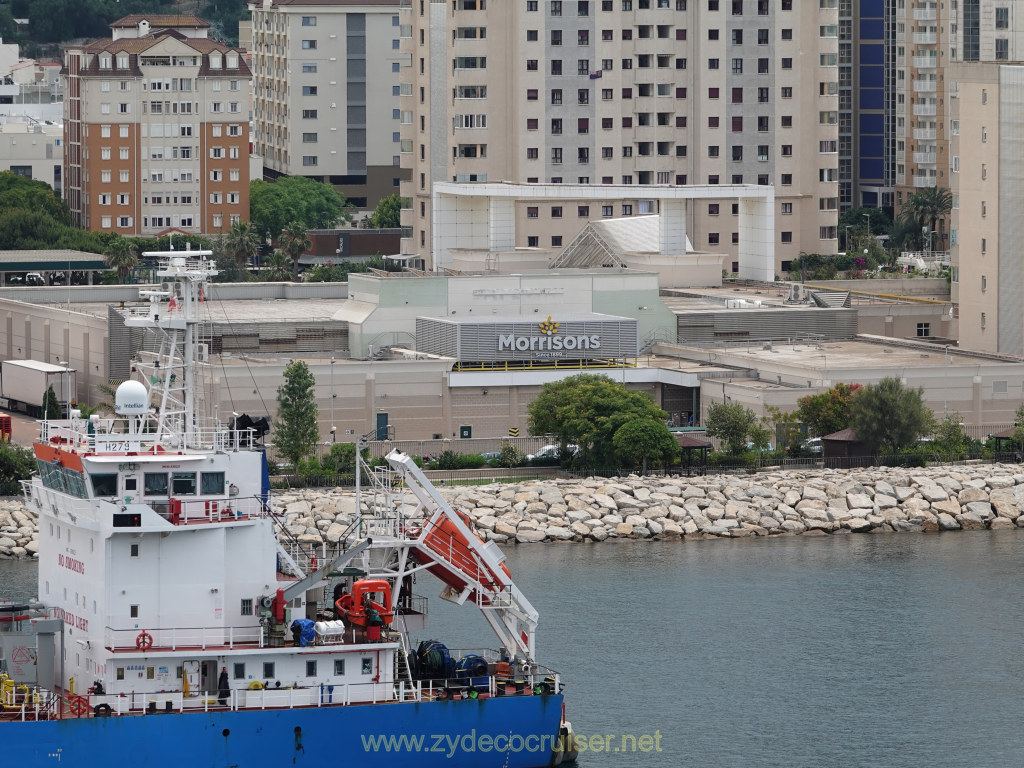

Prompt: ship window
xmin=240 ymin=598 xmax=253 ymax=615
xmin=125 ymin=477 xmax=137 ymax=491
xmin=361 ymin=658 xmax=372 ymax=675
xmin=176 ymin=666 xmax=183 ymax=679
xmin=306 ymin=660 xmax=317 ymax=677
xmin=116 ymin=667 xmax=125 ymax=680
xmin=233 ymin=663 xmax=245 ymax=680
xmin=201 ymin=472 xmax=225 ymax=495
xmin=130 ymin=605 xmax=139 ymax=618
xmin=334 ymin=659 xmax=345 ymax=675
xmin=171 ymin=472 xmax=197 ymax=495
xmin=130 ymin=544 xmax=139 ymax=558
xmin=263 ymin=662 xmax=275 ymax=679
xmin=91 ymin=474 xmax=118 ymax=497
xmin=147 ymin=667 xmax=155 ymax=680
xmin=144 ymin=472 xmax=168 ymax=496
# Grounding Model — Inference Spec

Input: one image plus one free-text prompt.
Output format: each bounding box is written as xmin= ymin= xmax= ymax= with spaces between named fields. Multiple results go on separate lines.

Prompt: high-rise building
xmin=63 ymin=15 xmax=251 ymax=236
xmin=838 ymin=0 xmax=895 ymax=215
xmin=399 ymin=0 xmax=840 ymax=273
xmin=249 ymin=0 xmax=407 ymax=209
xmin=924 ymin=1 xmax=1024 ymax=352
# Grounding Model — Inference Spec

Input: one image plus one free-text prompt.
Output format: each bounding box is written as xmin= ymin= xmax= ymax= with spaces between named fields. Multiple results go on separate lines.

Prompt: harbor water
xmin=5 ymin=531 xmax=1024 ymax=767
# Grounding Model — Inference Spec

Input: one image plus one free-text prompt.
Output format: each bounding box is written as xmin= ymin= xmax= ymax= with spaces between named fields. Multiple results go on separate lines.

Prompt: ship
xmin=0 ymin=249 xmax=575 ymax=768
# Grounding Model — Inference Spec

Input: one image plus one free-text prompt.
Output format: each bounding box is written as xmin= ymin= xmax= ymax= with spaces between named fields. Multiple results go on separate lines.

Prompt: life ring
xmin=248 ymin=681 xmax=264 ymax=690
xmin=135 ymin=631 xmax=154 ymax=651
xmin=68 ymin=696 xmax=88 ymax=717
xmin=93 ymin=703 xmax=112 ymax=717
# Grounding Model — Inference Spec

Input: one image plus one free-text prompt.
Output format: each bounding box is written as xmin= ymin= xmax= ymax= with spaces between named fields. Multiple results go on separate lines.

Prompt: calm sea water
xmin=5 ymin=532 xmax=1024 ymax=768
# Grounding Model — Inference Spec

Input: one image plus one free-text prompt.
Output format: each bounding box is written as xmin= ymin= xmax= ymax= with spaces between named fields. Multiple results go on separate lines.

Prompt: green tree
xmin=222 ymin=219 xmax=262 ymax=273
xmin=527 ymin=374 xmax=671 ymax=468
xmin=103 ymin=235 xmax=139 ymax=284
xmin=898 ymin=186 xmax=953 ymax=250
xmin=612 ymin=419 xmax=679 ymax=474
xmin=370 ymin=193 xmax=403 ymax=229
xmin=249 ymin=177 xmax=352 ymax=242
xmin=0 ymin=171 xmax=69 ymax=224
xmin=0 ymin=442 xmax=34 ymax=495
xmin=796 ymin=383 xmax=862 ymax=437
xmin=848 ymin=377 xmax=938 ymax=456
xmin=274 ymin=360 xmax=319 ymax=466
xmin=935 ymin=412 xmax=969 ymax=461
xmin=1011 ymin=404 xmax=1024 ymax=452
xmin=42 ymin=384 xmax=62 ymax=420
xmin=261 ymin=251 xmax=295 ymax=282
xmin=279 ymin=221 xmax=312 ymax=277
xmin=704 ymin=402 xmax=759 ymax=455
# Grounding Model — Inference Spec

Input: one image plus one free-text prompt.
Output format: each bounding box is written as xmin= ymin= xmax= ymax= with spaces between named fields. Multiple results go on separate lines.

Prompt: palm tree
xmin=898 ymin=186 xmax=953 ymax=250
xmin=278 ymin=221 xmax=312 ymax=278
xmin=103 ymin=235 xmax=138 ymax=284
xmin=222 ymin=219 xmax=262 ymax=272
xmin=262 ymin=251 xmax=294 ymax=282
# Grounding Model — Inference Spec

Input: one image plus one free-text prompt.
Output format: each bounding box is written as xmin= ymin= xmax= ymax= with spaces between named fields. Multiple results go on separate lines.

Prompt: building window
xmin=781 ymin=231 xmax=792 ymax=243
xmin=552 ymin=236 xmax=563 ymax=246
xmin=302 ymin=15 xmax=317 ymax=25
xmin=302 ymin=40 xmax=317 ymax=49
xmin=917 ymin=323 xmax=931 ymax=337
xmin=527 ymin=206 xmax=539 ymax=218
xmin=578 ymin=205 xmax=589 ymax=217
xmin=708 ymin=233 xmax=720 ymax=245
xmin=527 ymin=236 xmax=539 ymax=247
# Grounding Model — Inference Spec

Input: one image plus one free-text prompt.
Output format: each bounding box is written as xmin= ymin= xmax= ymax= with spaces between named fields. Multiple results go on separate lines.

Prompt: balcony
xmin=913 ymin=174 xmax=937 ymax=187
xmin=913 ymin=56 xmax=937 ymax=68
xmin=913 ymin=8 xmax=937 ymax=20
xmin=913 ymin=127 xmax=936 ymax=140
xmin=913 ymin=103 xmax=937 ymax=116
xmin=913 ymin=31 xmax=937 ymax=44
xmin=913 ymin=151 xmax=937 ymax=164
xmin=913 ymin=79 xmax=937 ymax=92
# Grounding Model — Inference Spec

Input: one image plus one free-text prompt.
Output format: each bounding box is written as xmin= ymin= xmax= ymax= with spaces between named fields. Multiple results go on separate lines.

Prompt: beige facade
xmin=249 ymin=0 xmax=406 ymax=208
xmin=399 ymin=0 xmax=839 ymax=273
xmin=949 ymin=62 xmax=1024 ymax=355
xmin=63 ymin=15 xmax=251 ymax=236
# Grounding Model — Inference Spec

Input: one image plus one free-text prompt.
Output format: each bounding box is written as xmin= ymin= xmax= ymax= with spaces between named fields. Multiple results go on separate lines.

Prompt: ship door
xmin=376 ymin=412 xmax=389 ymax=440
xmin=183 ymin=660 xmax=201 ymax=697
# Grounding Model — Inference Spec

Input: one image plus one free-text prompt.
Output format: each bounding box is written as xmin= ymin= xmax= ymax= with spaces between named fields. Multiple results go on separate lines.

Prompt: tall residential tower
xmin=399 ymin=0 xmax=840 ymax=273
xmin=63 ymin=15 xmax=251 ymax=236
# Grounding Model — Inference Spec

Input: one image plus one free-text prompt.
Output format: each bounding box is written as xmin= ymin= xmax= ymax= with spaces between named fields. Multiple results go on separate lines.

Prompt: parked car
xmin=48 ymin=271 xmax=67 ymax=286
xmin=25 ymin=272 xmax=45 ymax=286
xmin=801 ymin=437 xmax=823 ymax=454
xmin=527 ymin=444 xmax=579 ymax=461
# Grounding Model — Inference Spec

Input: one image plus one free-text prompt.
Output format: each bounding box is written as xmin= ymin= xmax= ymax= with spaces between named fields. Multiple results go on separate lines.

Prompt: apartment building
xmin=399 ymin=0 xmax=840 ymax=273
xmin=905 ymin=0 xmax=1024 ymax=353
xmin=838 ymin=0 xmax=894 ymax=213
xmin=63 ymin=15 xmax=251 ymax=236
xmin=249 ymin=0 xmax=407 ymax=209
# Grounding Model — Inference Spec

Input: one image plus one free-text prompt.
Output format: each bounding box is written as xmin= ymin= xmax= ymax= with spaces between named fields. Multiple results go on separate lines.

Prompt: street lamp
xmin=329 ymin=357 xmax=336 ymax=442
xmin=55 ymin=358 xmax=71 ymax=419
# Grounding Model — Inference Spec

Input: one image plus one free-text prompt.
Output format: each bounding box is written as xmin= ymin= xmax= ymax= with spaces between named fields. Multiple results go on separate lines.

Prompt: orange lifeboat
xmin=334 ymin=579 xmax=394 ymax=627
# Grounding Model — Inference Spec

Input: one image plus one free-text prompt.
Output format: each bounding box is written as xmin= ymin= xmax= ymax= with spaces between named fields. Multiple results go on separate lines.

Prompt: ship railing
xmin=86 ymin=668 xmax=559 ymax=716
xmin=103 ymin=624 xmax=265 ymax=651
xmin=159 ymin=495 xmax=268 ymax=525
xmin=0 ymin=683 xmax=61 ymax=721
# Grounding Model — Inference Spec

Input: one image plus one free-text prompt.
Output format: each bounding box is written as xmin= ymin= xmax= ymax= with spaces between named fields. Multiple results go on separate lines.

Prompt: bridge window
xmin=201 ymin=472 xmax=225 ymax=495
xmin=171 ymin=472 xmax=197 ymax=495
xmin=144 ymin=472 xmax=168 ymax=496
xmin=91 ymin=473 xmax=118 ymax=497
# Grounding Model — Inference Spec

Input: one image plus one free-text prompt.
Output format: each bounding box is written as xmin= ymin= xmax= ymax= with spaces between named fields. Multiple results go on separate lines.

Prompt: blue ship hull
xmin=9 ymin=695 xmax=564 ymax=768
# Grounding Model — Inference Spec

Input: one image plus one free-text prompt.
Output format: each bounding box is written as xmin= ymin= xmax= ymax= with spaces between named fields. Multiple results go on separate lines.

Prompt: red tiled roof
xmin=110 ymin=14 xmax=211 ymax=28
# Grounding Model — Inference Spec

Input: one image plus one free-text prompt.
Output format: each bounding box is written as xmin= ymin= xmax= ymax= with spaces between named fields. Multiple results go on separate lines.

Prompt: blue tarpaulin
xmin=291 ymin=619 xmax=316 ymax=647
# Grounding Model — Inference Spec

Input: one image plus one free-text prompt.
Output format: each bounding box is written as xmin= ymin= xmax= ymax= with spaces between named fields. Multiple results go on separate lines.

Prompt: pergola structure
xmin=431 ymin=182 xmax=776 ymax=281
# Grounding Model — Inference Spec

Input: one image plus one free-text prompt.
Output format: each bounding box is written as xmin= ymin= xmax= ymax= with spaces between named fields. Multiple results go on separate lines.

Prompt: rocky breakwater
xmin=0 ymin=498 xmax=39 ymax=559
xmin=5 ymin=465 xmax=1024 ymax=559
xmin=273 ymin=465 xmax=1024 ymax=545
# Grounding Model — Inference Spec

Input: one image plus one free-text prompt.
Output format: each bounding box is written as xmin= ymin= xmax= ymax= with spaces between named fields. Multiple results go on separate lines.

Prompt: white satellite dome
xmin=115 ymin=380 xmax=150 ymax=415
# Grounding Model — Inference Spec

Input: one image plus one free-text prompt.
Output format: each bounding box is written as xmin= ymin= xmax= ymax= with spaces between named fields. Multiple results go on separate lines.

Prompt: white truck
xmin=0 ymin=360 xmax=77 ymax=418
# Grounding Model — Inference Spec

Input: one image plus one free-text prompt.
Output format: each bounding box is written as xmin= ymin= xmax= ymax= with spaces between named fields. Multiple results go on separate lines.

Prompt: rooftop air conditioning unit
xmin=197 ymin=343 xmax=209 ymax=362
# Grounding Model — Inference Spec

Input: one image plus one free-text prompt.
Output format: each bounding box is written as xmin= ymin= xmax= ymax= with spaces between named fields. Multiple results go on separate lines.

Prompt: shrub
xmin=497 ymin=444 xmax=524 ymax=468
xmin=458 ymin=453 xmax=487 ymax=469
xmin=435 ymin=450 xmax=462 ymax=470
